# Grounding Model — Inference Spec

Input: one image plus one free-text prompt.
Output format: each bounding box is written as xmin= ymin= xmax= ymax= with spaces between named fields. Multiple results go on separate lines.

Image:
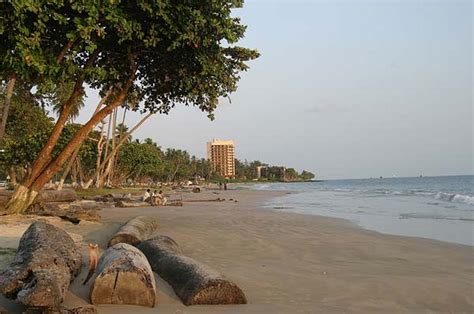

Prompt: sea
xmin=247 ymin=175 xmax=474 ymax=246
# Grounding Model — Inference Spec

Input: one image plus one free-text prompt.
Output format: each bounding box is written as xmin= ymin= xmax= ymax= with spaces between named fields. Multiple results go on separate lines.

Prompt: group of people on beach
xmin=143 ymin=189 xmax=167 ymax=206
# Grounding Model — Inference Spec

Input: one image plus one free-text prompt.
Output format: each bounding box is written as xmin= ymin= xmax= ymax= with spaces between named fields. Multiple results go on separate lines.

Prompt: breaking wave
xmin=435 ymin=192 xmax=474 ymax=205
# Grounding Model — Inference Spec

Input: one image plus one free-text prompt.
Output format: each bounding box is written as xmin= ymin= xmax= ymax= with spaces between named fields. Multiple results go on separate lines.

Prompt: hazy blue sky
xmin=79 ymin=0 xmax=473 ymax=180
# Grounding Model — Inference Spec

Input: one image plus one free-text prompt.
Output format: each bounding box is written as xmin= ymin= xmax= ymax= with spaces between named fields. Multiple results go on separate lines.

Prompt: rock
xmin=108 ymin=216 xmax=159 ymax=247
xmin=0 ymin=222 xmax=82 ymax=309
xmin=137 ymin=235 xmax=247 ymax=305
xmin=90 ymin=243 xmax=156 ymax=307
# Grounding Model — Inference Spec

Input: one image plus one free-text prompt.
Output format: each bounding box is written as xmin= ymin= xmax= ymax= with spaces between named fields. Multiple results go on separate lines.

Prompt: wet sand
xmin=1 ymin=189 xmax=472 ymax=313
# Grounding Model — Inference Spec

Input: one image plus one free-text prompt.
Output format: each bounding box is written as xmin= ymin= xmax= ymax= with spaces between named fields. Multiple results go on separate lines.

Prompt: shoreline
xmin=249 ymin=182 xmax=474 ymax=247
xmin=1 ymin=188 xmax=472 ymax=313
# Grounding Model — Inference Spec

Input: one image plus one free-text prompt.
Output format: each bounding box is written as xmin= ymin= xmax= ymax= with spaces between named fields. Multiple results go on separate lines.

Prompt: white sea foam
xmin=435 ymin=192 xmax=474 ymax=206
xmin=452 ymin=194 xmax=474 ymax=206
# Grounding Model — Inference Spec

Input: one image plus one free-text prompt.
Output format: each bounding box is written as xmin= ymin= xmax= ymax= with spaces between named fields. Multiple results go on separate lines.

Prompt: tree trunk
xmin=89 ymin=243 xmax=156 ymax=307
xmin=95 ymin=113 xmax=153 ymax=184
xmin=8 ymin=167 xmax=16 ymax=186
xmin=0 ymin=221 xmax=82 ymax=309
xmin=0 ymin=74 xmax=17 ymax=140
xmin=24 ymin=51 xmax=99 ymax=188
xmin=57 ymin=146 xmax=81 ymax=190
xmin=96 ymin=113 xmax=113 ymax=188
xmin=137 ymin=236 xmax=247 ymax=305
xmin=108 ymin=215 xmax=160 ymax=247
xmin=2 ymin=58 xmax=135 ymax=215
xmin=94 ymin=121 xmax=106 ymax=188
xmin=105 ymin=108 xmax=118 ymax=186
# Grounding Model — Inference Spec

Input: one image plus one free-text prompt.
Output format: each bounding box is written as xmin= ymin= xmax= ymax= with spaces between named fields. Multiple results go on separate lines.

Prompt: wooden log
xmin=108 ymin=216 xmax=159 ymax=247
xmin=114 ymin=200 xmax=150 ymax=208
xmin=34 ymin=189 xmax=78 ymax=203
xmin=183 ymin=198 xmax=225 ymax=203
xmin=137 ymin=236 xmax=247 ymax=305
xmin=90 ymin=243 xmax=156 ymax=307
xmin=0 ymin=222 xmax=82 ymax=309
xmin=25 ymin=202 xmax=100 ymax=224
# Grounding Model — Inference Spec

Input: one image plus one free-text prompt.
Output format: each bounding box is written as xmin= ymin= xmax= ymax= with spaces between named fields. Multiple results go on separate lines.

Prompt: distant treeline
xmin=0 ymin=98 xmax=314 ymax=187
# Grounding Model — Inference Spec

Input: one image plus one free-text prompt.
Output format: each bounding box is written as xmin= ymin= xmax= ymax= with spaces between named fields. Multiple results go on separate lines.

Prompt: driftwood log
xmin=90 ymin=243 xmax=156 ymax=307
xmin=114 ymin=200 xmax=150 ymax=208
xmin=137 ymin=236 xmax=247 ymax=305
xmin=34 ymin=189 xmax=78 ymax=203
xmin=0 ymin=222 xmax=82 ymax=309
xmin=25 ymin=202 xmax=100 ymax=224
xmin=0 ymin=189 xmax=78 ymax=207
xmin=108 ymin=216 xmax=159 ymax=247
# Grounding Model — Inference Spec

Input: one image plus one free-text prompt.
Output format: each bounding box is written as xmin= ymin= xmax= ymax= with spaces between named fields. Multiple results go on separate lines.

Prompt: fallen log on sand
xmin=0 ymin=222 xmax=82 ymax=309
xmin=108 ymin=215 xmax=159 ymax=247
xmin=183 ymin=198 xmax=226 ymax=203
xmin=115 ymin=200 xmax=150 ymax=208
xmin=0 ymin=189 xmax=78 ymax=207
xmin=137 ymin=236 xmax=247 ymax=305
xmin=25 ymin=202 xmax=100 ymax=224
xmin=90 ymin=243 xmax=156 ymax=307
xmin=35 ymin=189 xmax=78 ymax=203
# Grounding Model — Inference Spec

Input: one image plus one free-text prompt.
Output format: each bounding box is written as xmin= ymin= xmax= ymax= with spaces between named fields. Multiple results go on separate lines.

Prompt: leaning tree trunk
xmin=0 ymin=73 xmax=17 ymax=140
xmin=0 ymin=222 xmax=82 ymax=310
xmin=137 ymin=235 xmax=247 ymax=305
xmin=24 ymin=51 xmax=99 ymax=189
xmin=95 ymin=112 xmax=153 ymax=186
xmin=57 ymin=146 xmax=81 ymax=191
xmin=108 ymin=215 xmax=160 ymax=247
xmin=90 ymin=243 xmax=156 ymax=307
xmin=2 ymin=61 xmax=136 ymax=215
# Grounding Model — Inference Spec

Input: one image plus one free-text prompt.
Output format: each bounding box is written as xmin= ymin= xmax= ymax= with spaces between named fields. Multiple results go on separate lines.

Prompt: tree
xmin=0 ymin=87 xmax=53 ymax=184
xmin=300 ymin=170 xmax=315 ymax=181
xmin=284 ymin=168 xmax=299 ymax=181
xmin=1 ymin=1 xmax=259 ymax=214
xmin=116 ymin=141 xmax=163 ymax=185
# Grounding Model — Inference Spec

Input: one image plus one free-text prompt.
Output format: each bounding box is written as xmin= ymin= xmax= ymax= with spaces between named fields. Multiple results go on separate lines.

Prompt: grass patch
xmin=0 ymin=248 xmax=16 ymax=256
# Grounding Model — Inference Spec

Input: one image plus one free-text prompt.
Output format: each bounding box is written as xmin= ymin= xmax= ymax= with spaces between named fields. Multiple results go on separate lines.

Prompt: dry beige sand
xmin=0 ymin=189 xmax=473 ymax=313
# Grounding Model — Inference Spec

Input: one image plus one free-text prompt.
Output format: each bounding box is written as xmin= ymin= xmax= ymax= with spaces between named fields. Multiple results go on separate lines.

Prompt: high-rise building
xmin=207 ymin=139 xmax=235 ymax=178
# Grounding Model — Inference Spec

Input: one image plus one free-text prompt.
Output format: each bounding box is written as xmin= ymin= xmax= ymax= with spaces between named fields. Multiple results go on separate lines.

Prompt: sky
xmin=78 ymin=0 xmax=473 ymax=180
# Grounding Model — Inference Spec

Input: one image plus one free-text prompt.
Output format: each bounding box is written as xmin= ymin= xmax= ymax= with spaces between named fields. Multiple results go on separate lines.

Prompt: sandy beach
xmin=0 ymin=188 xmax=472 ymax=313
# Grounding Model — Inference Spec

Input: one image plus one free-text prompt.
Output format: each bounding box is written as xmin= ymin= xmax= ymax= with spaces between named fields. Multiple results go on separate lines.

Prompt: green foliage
xmin=0 ymin=85 xmax=53 ymax=169
xmin=300 ymin=170 xmax=315 ymax=181
xmin=117 ymin=140 xmax=164 ymax=182
xmin=284 ymin=168 xmax=299 ymax=181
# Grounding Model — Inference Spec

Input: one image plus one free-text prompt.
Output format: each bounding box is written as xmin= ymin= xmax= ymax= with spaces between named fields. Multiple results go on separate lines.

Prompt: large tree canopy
xmin=0 ymin=0 xmax=259 ymax=214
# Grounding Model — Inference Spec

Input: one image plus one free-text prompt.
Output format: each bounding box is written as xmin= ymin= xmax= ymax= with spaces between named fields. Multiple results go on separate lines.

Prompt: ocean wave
xmin=452 ymin=194 xmax=474 ymax=205
xmin=435 ymin=192 xmax=474 ymax=205
xmin=399 ymin=213 xmax=474 ymax=222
